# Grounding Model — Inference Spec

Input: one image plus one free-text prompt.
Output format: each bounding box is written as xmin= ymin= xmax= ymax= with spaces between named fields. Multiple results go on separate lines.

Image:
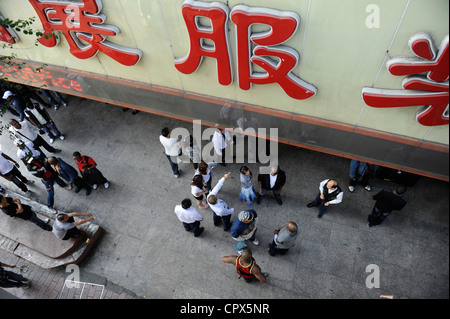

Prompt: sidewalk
xmin=0 ymin=95 xmax=448 ymax=299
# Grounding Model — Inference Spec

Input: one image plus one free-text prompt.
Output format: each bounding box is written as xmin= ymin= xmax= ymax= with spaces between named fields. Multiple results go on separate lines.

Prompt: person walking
xmin=307 ymin=179 xmax=343 ymax=218
xmin=0 ymin=195 xmax=51 ymax=231
xmin=256 ymin=165 xmax=286 ymax=205
xmin=174 ymin=198 xmax=205 ymax=237
xmin=24 ymin=101 xmax=65 ymax=144
xmin=268 ymin=221 xmax=300 ymax=256
xmin=207 ymin=172 xmax=234 ymax=231
xmin=0 ymin=150 xmax=32 ymax=194
xmin=230 ymin=210 xmax=259 ymax=254
xmin=9 ymin=119 xmax=61 ymax=154
xmin=73 ymin=152 xmax=109 ymax=190
xmin=0 ymin=261 xmax=30 ymax=289
xmin=222 ymin=248 xmax=267 ymax=283
xmin=47 ymin=156 xmax=92 ymax=195
xmin=239 ymin=166 xmax=257 ymax=206
xmin=368 ymin=184 xmax=407 ymax=227
xmin=159 ymin=127 xmax=181 ymax=178
xmin=53 ymin=212 xmax=93 ymax=240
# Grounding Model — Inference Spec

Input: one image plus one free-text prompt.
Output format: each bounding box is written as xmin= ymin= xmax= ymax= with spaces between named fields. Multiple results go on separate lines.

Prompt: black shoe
xmin=75 ymin=187 xmax=81 ymax=193
xmin=276 ymin=198 xmax=283 ymax=205
xmin=256 ymin=196 xmax=262 ymax=205
xmin=307 ymin=202 xmax=315 ymax=208
xmin=86 ymin=188 xmax=92 ymax=195
xmin=131 ymin=109 xmax=139 ymax=115
xmin=53 ymin=149 xmax=62 ymax=153
xmin=318 ymin=212 xmax=324 ymax=218
xmin=122 ymin=107 xmax=129 ymax=112
xmin=195 ymin=227 xmax=204 ymax=237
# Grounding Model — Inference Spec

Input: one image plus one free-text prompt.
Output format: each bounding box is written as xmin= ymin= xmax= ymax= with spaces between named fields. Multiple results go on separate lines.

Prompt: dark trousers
xmin=0 ymin=270 xmax=27 ymax=288
xmin=27 ymin=212 xmax=52 ymax=231
xmin=62 ymin=227 xmax=83 ymax=240
xmin=165 ymin=154 xmax=180 ymax=175
xmin=213 ymin=213 xmax=232 ymax=231
xmin=310 ymin=193 xmax=329 ymax=217
xmin=32 ymin=134 xmax=58 ymax=153
xmin=4 ymin=166 xmax=28 ymax=192
xmin=182 ymin=221 xmax=202 ymax=237
xmin=268 ymin=240 xmax=289 ymax=256
xmin=368 ymin=206 xmax=391 ymax=226
xmin=74 ymin=176 xmax=91 ymax=191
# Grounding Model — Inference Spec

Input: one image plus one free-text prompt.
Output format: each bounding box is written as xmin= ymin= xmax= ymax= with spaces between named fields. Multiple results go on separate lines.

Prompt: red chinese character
xmin=362 ymin=33 xmax=449 ymax=126
xmin=174 ymin=0 xmax=233 ymax=86
xmin=29 ymin=0 xmax=142 ymax=66
xmin=175 ymin=1 xmax=317 ymax=100
xmin=231 ymin=5 xmax=316 ymax=100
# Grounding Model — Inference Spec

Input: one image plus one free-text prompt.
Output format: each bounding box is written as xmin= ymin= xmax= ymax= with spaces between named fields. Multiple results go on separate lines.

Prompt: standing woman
xmin=191 ymin=174 xmax=209 ymax=209
xmin=239 ymin=166 xmax=257 ymax=206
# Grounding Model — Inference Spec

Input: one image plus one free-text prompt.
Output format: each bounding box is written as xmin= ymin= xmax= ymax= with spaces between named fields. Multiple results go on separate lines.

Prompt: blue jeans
xmin=41 ymin=122 xmax=62 ymax=140
xmin=259 ymin=188 xmax=281 ymax=200
xmin=41 ymin=177 xmax=66 ymax=209
xmin=349 ymin=160 xmax=368 ymax=179
xmin=165 ymin=154 xmax=180 ymax=175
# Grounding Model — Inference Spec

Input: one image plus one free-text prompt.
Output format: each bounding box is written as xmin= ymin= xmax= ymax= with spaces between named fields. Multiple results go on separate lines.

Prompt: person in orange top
xmin=222 ymin=248 xmax=267 ymax=283
xmin=73 ymin=152 xmax=109 ymax=190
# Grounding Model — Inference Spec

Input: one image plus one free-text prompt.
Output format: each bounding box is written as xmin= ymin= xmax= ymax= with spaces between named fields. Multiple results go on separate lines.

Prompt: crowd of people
xmin=161 ymin=126 xmax=408 ymax=284
xmin=0 ymin=84 xmax=106 ymax=289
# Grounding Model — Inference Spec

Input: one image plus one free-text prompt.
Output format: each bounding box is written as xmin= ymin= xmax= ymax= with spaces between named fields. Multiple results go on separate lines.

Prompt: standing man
xmin=159 ymin=127 xmax=181 ymax=178
xmin=307 ymin=179 xmax=343 ymax=218
xmin=348 ymin=160 xmax=371 ymax=193
xmin=268 ymin=221 xmax=300 ymax=256
xmin=48 ymin=156 xmax=92 ymax=195
xmin=73 ymin=152 xmax=109 ymax=190
xmin=24 ymin=101 xmax=65 ymax=144
xmin=0 ymin=195 xmax=51 ymax=231
xmin=174 ymin=198 xmax=204 ymax=237
xmin=212 ymin=124 xmax=232 ymax=166
xmin=0 ymin=150 xmax=31 ymax=194
xmin=257 ymin=165 xmax=286 ymax=205
xmin=207 ymin=172 xmax=234 ymax=231
xmin=222 ymin=248 xmax=267 ymax=283
xmin=9 ymin=119 xmax=61 ymax=154
xmin=2 ymin=90 xmax=26 ymax=121
xmin=230 ymin=210 xmax=259 ymax=254
xmin=368 ymin=184 xmax=407 ymax=227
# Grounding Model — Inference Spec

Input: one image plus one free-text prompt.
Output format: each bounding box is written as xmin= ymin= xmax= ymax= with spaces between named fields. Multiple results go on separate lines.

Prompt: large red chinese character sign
xmin=175 ymin=0 xmax=317 ymax=100
xmin=28 ymin=0 xmax=142 ymax=66
xmin=362 ymin=33 xmax=449 ymax=126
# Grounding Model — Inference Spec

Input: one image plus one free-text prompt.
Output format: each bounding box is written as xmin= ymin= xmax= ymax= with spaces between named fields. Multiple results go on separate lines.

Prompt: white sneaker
xmin=104 ymin=182 xmax=110 ymax=189
xmin=49 ymin=138 xmax=55 ymax=144
xmin=59 ymin=135 xmax=65 ymax=140
xmin=348 ymin=185 xmax=355 ymax=193
xmin=251 ymin=238 xmax=260 ymax=245
xmin=93 ymin=184 xmax=98 ymax=190
xmin=365 ymin=185 xmax=371 ymax=191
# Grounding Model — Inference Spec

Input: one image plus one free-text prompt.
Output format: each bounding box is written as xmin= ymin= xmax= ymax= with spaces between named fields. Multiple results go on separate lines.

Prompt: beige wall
xmin=1 ymin=0 xmax=448 ymax=145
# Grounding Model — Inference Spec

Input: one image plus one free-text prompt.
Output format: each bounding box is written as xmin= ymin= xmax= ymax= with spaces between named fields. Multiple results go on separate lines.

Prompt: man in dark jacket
xmin=47 ymin=157 xmax=91 ymax=195
xmin=230 ymin=210 xmax=259 ymax=254
xmin=368 ymin=184 xmax=407 ymax=227
xmin=256 ymin=165 xmax=286 ymax=205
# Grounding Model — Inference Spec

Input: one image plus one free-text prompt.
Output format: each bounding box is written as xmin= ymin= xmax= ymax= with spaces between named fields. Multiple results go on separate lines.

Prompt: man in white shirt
xmin=0 ymin=150 xmax=31 ymax=194
xmin=207 ymin=172 xmax=234 ymax=231
xmin=159 ymin=127 xmax=181 ymax=178
xmin=9 ymin=119 xmax=61 ymax=154
xmin=307 ymin=179 xmax=343 ymax=218
xmin=174 ymin=199 xmax=204 ymax=237
xmin=212 ymin=124 xmax=232 ymax=166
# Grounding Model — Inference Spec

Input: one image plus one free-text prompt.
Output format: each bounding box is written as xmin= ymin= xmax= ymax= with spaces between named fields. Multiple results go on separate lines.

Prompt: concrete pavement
xmin=0 ymin=94 xmax=448 ymax=300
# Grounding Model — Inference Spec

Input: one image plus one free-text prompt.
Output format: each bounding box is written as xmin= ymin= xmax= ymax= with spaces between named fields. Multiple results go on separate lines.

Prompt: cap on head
xmin=238 ymin=210 xmax=254 ymax=223
xmin=2 ymin=91 xmax=13 ymax=100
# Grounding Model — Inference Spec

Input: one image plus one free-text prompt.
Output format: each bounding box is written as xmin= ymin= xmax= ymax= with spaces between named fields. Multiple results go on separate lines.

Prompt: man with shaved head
xmin=268 ymin=221 xmax=300 ymax=256
xmin=307 ymin=178 xmax=343 ymax=218
xmin=222 ymin=248 xmax=267 ymax=283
